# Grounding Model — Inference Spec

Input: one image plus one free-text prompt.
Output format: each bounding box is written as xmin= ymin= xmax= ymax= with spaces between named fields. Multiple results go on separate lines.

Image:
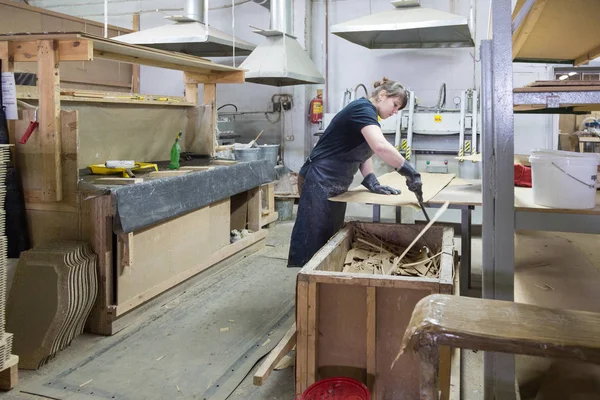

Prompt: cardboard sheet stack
xmin=0 ymin=145 xmax=12 ymax=371
xmin=6 ymin=242 xmax=97 ymax=369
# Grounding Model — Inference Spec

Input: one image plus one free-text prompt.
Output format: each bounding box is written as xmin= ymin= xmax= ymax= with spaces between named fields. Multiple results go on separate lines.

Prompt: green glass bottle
xmin=169 ymin=131 xmax=182 ymax=170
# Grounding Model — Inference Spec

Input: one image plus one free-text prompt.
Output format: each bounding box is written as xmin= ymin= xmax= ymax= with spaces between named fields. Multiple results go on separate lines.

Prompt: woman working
xmin=288 ymin=78 xmax=423 ymax=268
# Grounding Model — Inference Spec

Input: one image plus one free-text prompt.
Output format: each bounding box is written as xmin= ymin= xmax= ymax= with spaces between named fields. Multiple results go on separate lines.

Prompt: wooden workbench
xmin=0 ymin=32 xmax=277 ymax=336
xmin=330 ymin=173 xmax=600 ymax=295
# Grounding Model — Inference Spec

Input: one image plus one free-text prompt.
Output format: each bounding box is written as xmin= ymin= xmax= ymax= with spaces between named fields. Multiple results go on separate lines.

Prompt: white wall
xmin=30 ymin=0 xmax=488 ymax=173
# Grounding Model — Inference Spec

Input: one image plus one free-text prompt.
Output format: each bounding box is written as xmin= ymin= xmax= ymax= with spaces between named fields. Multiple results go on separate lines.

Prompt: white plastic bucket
xmin=529 ymin=149 xmax=600 ymax=209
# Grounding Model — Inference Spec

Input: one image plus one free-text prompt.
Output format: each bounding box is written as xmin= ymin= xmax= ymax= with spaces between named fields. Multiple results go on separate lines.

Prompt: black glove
xmin=396 ymin=162 xmax=423 ymax=198
xmin=361 ymin=173 xmax=400 ymax=195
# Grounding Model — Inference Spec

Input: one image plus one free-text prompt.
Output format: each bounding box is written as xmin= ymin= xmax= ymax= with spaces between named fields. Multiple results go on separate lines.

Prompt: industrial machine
xmin=320 ymin=83 xmax=481 ymax=179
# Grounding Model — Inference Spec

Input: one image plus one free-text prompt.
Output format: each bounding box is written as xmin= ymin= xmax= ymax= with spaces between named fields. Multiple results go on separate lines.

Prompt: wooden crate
xmin=296 ymin=222 xmax=456 ymax=400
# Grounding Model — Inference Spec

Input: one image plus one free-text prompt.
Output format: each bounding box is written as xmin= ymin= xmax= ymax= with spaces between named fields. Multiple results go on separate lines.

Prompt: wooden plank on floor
xmin=253 ymin=322 xmax=297 ymax=386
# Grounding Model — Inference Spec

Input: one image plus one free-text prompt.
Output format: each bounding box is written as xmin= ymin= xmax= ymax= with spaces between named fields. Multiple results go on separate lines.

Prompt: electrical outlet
xmin=282 ymin=100 xmax=292 ymax=111
xmin=272 ymin=101 xmax=281 ymax=112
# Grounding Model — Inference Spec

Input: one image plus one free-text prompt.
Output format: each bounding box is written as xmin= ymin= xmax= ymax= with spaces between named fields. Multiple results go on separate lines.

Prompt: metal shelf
xmin=483 ymin=1 xmax=600 ymax=397
xmin=513 ymin=90 xmax=600 ymax=107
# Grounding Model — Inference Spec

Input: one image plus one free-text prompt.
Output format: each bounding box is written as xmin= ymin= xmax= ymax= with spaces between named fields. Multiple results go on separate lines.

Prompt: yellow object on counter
xmin=89 ymin=162 xmax=158 ymax=178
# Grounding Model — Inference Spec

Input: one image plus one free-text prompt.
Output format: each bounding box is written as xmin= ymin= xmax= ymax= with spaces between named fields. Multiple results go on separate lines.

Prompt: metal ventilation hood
xmin=240 ymin=0 xmax=324 ymax=86
xmin=331 ymin=0 xmax=474 ymax=49
xmin=113 ymin=0 xmax=255 ymax=57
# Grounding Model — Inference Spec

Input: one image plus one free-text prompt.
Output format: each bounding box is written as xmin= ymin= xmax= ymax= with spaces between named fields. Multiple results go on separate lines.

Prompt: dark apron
xmin=287 ymin=141 xmax=373 ymax=267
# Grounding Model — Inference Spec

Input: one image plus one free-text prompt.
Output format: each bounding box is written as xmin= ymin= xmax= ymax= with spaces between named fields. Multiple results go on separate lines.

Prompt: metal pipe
xmin=472 ymin=90 xmax=478 ymax=154
xmin=458 ymin=90 xmax=467 ymax=159
xmin=511 ymin=0 xmax=536 ymax=34
xmin=406 ymin=91 xmax=416 ymax=162
xmin=104 ymin=0 xmax=108 ymax=38
xmin=185 ymin=0 xmax=204 ymax=21
xmin=232 ymin=0 xmax=236 ymax=66
xmin=270 ymin=0 xmax=292 ymax=34
xmin=354 ymin=84 xmax=368 ymax=100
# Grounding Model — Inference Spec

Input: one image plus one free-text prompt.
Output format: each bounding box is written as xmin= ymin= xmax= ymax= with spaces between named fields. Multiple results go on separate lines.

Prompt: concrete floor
xmin=3 ymin=219 xmax=485 ymax=400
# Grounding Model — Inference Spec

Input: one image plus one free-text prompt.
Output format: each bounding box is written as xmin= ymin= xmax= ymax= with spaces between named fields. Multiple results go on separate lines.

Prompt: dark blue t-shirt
xmin=309 ymin=98 xmax=380 ymax=162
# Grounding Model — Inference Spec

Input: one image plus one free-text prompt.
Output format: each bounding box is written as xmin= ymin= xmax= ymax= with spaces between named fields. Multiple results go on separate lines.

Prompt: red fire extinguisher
xmin=309 ymin=89 xmax=323 ymax=124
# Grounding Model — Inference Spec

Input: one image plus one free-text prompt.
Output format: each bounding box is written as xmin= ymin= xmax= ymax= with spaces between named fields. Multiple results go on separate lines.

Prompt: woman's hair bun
xmin=373 ymin=77 xmax=390 ymax=88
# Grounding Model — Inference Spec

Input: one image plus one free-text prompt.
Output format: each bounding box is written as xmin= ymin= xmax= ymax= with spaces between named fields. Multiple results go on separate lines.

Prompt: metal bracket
xmin=546 ymin=95 xmax=560 ymax=108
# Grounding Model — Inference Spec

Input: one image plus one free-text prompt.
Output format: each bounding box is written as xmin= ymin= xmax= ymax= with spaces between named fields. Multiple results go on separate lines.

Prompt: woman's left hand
xmin=361 ymin=173 xmax=401 ymax=195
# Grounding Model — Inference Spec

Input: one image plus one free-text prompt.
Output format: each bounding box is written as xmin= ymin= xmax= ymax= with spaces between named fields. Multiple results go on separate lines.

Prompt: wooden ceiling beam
xmin=13 ymin=39 xmax=93 ymax=62
xmin=184 ymin=71 xmax=245 ymax=84
xmin=512 ymin=0 xmax=547 ymax=60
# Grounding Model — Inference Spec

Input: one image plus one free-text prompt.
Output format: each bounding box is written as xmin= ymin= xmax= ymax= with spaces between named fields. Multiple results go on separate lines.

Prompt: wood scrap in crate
xmin=342 ymin=226 xmax=442 ymax=278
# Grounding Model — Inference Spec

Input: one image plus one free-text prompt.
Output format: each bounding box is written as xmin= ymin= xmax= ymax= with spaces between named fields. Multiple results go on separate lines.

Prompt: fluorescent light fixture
xmin=568 ymin=72 xmax=578 ymax=76
xmin=558 ymin=74 xmax=569 ymax=80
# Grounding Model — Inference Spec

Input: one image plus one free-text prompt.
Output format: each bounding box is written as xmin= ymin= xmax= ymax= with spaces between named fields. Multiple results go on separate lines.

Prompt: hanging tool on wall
xmin=18 ymin=107 xmax=39 ymax=145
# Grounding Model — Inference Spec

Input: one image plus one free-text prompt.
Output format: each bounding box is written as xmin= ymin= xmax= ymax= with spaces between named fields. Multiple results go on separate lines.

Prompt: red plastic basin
xmin=300 ymin=377 xmax=371 ymax=400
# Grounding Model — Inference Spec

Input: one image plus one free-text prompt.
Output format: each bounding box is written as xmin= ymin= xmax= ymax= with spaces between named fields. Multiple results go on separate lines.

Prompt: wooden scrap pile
xmin=343 ymin=227 xmax=441 ymax=277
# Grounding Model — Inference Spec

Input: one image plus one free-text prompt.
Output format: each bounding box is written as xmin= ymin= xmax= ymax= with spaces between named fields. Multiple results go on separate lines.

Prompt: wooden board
xmin=37 ymin=39 xmax=62 ymax=202
xmin=17 ymin=86 xmax=194 ymax=107
xmin=148 ymin=170 xmax=191 ymax=178
xmin=514 ymin=85 xmax=600 ymax=93
xmin=116 ymin=199 xmax=230 ymax=309
xmin=115 ymin=228 xmax=266 ymax=317
xmin=0 ymin=0 xmax=133 ymax=92
xmin=329 ymin=172 xmax=455 ymax=207
xmin=430 ymin=180 xmax=482 ymax=206
xmin=0 ymin=0 xmax=131 ymax=34
xmin=253 ymin=323 xmax=296 ymax=386
xmin=512 ymin=0 xmax=600 ymax=65
xmin=514 ymin=187 xmax=600 ymax=214
xmin=0 ymin=32 xmax=244 ymax=75
xmin=94 ymin=178 xmax=142 ymax=185
xmin=526 ymin=80 xmax=600 ymax=88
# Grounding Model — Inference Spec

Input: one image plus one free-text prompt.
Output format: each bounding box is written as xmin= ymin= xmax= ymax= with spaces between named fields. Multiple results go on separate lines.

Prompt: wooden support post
xmin=296 ymin=278 xmax=309 ymax=397
xmin=247 ymin=186 xmax=261 ymax=232
xmin=0 ymin=41 xmax=16 ymax=149
xmin=204 ymin=83 xmax=217 ymax=156
xmin=83 ymin=194 xmax=115 ymax=335
xmin=132 ymin=13 xmax=141 ymax=93
xmin=37 ymin=39 xmax=62 ymax=202
xmin=183 ymin=72 xmax=199 ymax=105
xmin=307 ymin=281 xmax=319 ymax=387
xmin=0 ymin=356 xmax=19 ymax=391
xmin=366 ymin=286 xmax=377 ymax=397
xmin=13 ymin=40 xmax=93 ymax=62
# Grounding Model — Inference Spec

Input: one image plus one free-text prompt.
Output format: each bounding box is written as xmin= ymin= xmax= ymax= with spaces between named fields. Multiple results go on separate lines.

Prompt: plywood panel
xmin=376 ymin=287 xmax=432 ymax=400
xmin=117 ymin=206 xmax=211 ymax=304
xmin=26 ymin=209 xmax=80 ymax=246
xmin=317 ymin=284 xmax=367 ymax=380
xmin=15 ymin=110 xmax=79 ymax=208
xmin=513 ymin=0 xmax=600 ymax=63
xmin=73 ymin=104 xmax=190 ymax=167
xmin=210 ymin=199 xmax=231 ymax=253
xmin=0 ymin=0 xmax=132 ymax=91
xmin=117 ymin=200 xmax=231 ymax=307
xmin=330 ymin=172 xmax=455 ymax=207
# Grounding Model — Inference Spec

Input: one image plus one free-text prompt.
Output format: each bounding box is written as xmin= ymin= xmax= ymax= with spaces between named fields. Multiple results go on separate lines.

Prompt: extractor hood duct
xmin=113 ymin=0 xmax=255 ymax=57
xmin=331 ymin=0 xmax=474 ymax=49
xmin=240 ymin=0 xmax=325 ymax=86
